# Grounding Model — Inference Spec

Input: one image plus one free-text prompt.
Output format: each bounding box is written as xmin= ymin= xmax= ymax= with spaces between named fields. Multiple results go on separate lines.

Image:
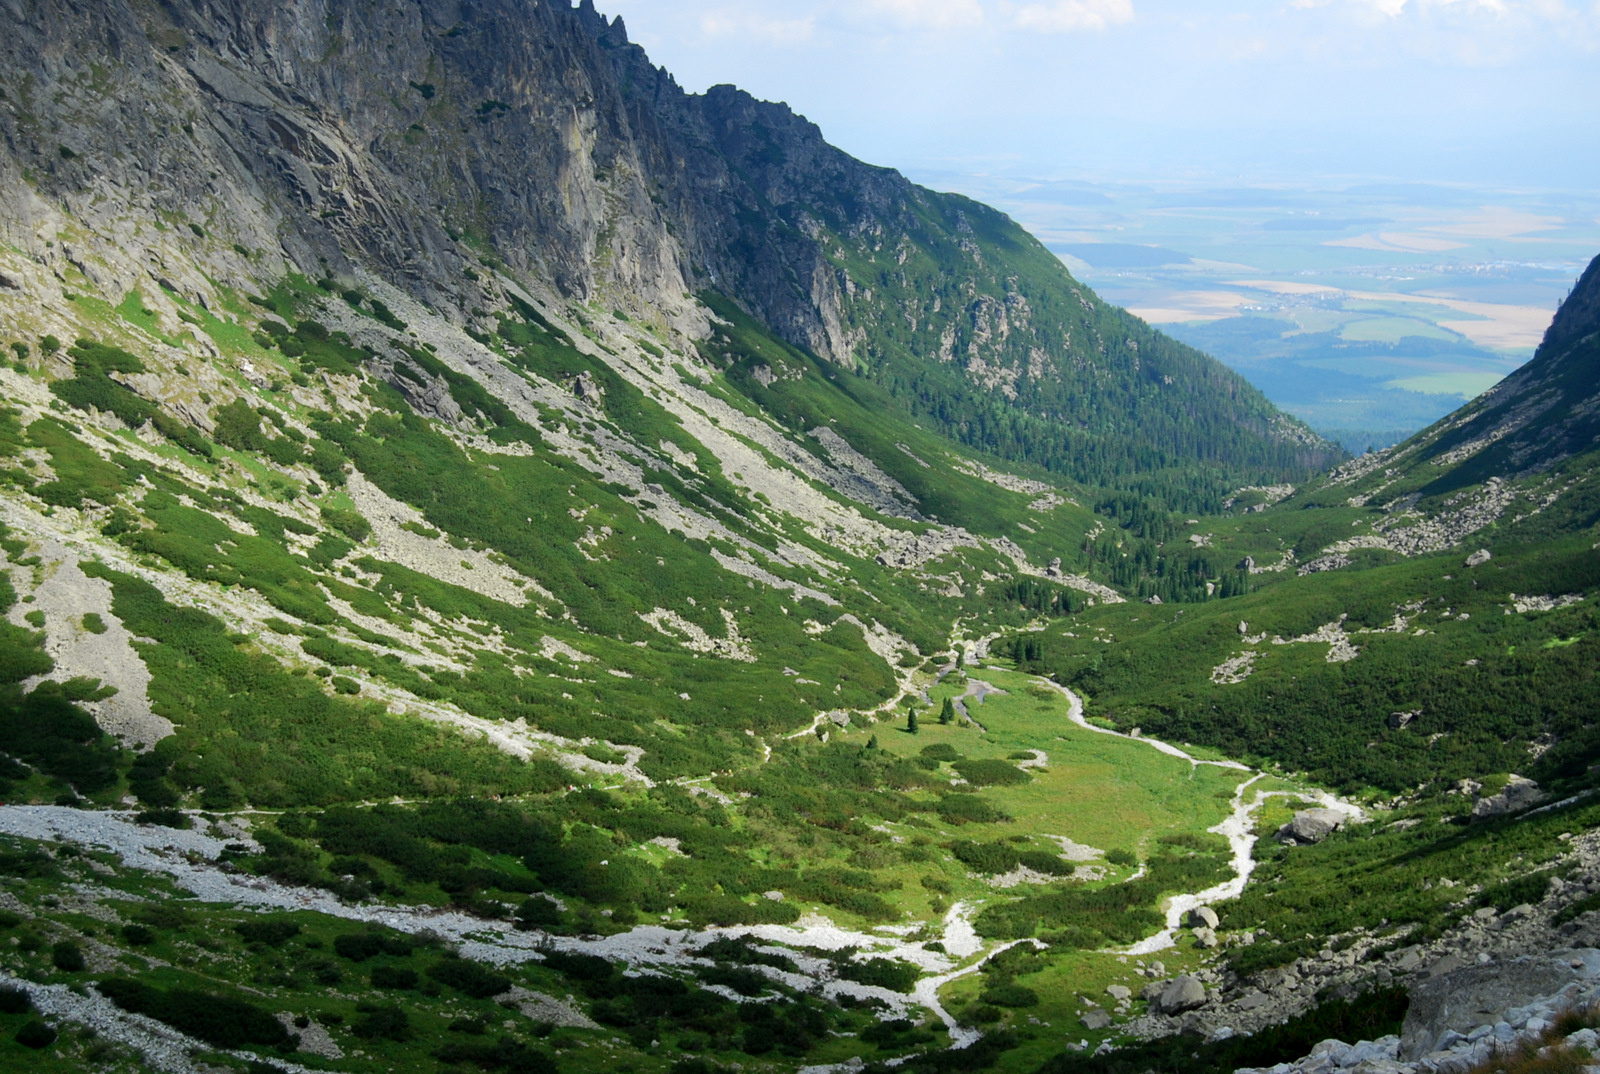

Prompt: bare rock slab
xmin=1399 ymin=957 xmax=1582 ymax=1060
xmin=1153 ymin=975 xmax=1208 ymax=1015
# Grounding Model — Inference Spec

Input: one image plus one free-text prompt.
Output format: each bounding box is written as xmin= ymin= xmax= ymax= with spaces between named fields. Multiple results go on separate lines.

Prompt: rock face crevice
xmin=0 ymin=0 xmax=868 ymax=350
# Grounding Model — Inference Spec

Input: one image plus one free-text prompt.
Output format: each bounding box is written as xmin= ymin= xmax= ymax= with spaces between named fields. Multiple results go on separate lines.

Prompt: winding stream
xmin=1036 ymin=679 xmax=1364 ymax=954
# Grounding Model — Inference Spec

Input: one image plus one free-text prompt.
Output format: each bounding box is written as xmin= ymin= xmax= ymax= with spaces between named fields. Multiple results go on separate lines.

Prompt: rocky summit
xmin=0 ymin=4 xmax=1594 ymax=1074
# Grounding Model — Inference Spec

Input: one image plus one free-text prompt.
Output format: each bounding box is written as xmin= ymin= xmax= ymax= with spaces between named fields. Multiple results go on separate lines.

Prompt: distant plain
xmin=908 ymin=173 xmax=1600 ymax=451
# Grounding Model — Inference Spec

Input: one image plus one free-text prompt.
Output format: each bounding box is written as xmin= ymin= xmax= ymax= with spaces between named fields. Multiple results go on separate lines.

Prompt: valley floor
xmin=0 ymin=648 xmax=1364 ymax=1074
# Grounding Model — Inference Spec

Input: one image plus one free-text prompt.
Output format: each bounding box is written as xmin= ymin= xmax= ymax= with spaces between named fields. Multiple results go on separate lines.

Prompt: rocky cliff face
xmin=0 ymin=0 xmax=700 ymax=325
xmin=0 ymin=0 xmax=1335 ymax=496
xmin=0 ymin=0 xmax=900 ymax=342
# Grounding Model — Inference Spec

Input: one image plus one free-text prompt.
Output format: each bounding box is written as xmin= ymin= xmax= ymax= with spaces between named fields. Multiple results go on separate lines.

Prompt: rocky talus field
xmin=0 ymin=3 xmax=1596 ymax=1074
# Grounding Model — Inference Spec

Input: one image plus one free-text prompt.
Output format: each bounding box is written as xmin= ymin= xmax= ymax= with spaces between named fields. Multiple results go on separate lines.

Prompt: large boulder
xmin=1470 ymin=776 xmax=1547 ymax=822
xmin=1277 ymin=808 xmax=1347 ymax=845
xmin=1153 ymin=976 xmax=1207 ymax=1015
xmin=1398 ymin=957 xmax=1582 ymax=1060
xmin=1188 ymin=906 xmax=1220 ymax=929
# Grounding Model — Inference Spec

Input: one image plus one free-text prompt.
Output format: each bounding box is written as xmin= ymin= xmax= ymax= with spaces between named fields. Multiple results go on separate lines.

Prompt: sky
xmin=595 ymin=0 xmax=1600 ymax=189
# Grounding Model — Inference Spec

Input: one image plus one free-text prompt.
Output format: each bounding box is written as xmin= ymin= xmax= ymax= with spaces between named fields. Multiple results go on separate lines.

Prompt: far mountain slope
xmin=1008 ymin=251 xmax=1600 ymax=797
xmin=1407 ymin=253 xmax=1600 ymax=499
xmin=1183 ymin=250 xmax=1600 ymax=579
xmin=989 ymin=263 xmax=1600 ymax=1066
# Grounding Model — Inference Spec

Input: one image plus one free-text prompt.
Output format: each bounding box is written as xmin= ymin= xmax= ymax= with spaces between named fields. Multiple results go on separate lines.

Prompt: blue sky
xmin=598 ymin=0 xmax=1600 ymax=188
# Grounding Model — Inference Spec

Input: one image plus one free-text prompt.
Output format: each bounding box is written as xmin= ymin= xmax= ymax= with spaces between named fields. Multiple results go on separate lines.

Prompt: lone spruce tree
xmin=907 ymin=707 xmax=919 ymax=734
xmin=939 ymin=697 xmax=955 ymax=725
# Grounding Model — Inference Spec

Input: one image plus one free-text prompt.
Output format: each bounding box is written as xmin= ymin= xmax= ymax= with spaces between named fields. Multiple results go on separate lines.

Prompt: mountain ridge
xmin=0 ymin=0 xmax=1338 ymax=505
xmin=1290 ymin=250 xmax=1600 ymax=547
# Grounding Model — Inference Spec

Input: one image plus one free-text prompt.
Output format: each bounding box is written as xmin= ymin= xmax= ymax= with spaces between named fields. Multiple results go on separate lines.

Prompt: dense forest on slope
xmin=1002 ymin=534 xmax=1600 ymax=792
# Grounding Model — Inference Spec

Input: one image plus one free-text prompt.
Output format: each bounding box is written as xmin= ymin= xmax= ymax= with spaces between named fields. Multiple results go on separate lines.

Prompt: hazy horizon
xmin=599 ymin=0 xmax=1599 ymax=190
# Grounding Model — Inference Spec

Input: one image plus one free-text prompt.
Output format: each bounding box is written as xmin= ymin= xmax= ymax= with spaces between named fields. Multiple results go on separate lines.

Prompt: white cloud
xmin=699 ymin=8 xmax=817 ymax=43
xmin=689 ymin=0 xmax=1141 ymax=42
xmin=863 ymin=0 xmax=988 ymax=29
xmin=1011 ymin=0 xmax=1134 ymax=31
xmin=1272 ymin=0 xmax=1600 ymax=69
xmin=1292 ymin=0 xmax=1570 ymax=16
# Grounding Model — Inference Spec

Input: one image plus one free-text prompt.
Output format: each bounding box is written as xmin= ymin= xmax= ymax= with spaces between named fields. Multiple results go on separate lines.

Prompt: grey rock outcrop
xmin=1388 ymin=710 xmax=1420 ymax=730
xmin=1189 ymin=906 xmax=1220 ymax=929
xmin=1238 ymin=960 xmax=1600 ymax=1074
xmin=1398 ymin=957 xmax=1582 ymax=1060
xmin=571 ymin=371 xmax=605 ymax=406
xmin=1277 ymin=808 xmax=1348 ymax=845
xmin=1469 ymin=776 xmax=1547 ymax=821
xmin=371 ymin=357 xmax=465 ymax=425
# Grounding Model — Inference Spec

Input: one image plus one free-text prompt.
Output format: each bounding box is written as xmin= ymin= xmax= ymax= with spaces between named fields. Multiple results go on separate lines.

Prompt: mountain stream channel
xmin=0 ymin=678 xmax=1364 ymax=1072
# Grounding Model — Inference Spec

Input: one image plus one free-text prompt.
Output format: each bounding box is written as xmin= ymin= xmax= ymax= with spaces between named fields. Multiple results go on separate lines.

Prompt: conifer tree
xmin=939 ymin=697 xmax=955 ymax=725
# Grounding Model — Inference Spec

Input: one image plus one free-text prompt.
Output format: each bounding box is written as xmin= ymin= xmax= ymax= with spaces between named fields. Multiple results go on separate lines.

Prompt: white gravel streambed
xmin=1124 ymin=780 xmax=1363 ymax=956
xmin=1 ymin=974 xmax=324 ymax=1074
xmin=1031 ymin=681 xmax=1366 ymax=957
xmin=0 ymin=806 xmax=1022 ymax=1064
xmin=0 ymin=676 xmax=1362 ymax=1066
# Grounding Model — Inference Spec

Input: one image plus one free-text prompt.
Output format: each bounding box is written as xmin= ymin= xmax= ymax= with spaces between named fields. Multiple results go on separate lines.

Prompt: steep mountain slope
xmin=0 ymin=0 xmax=1336 ymax=510
xmin=1009 ymin=259 xmax=1600 ymax=792
xmin=984 ymin=273 xmax=1600 ymax=1071
xmin=0 ymin=0 xmax=1351 ymax=821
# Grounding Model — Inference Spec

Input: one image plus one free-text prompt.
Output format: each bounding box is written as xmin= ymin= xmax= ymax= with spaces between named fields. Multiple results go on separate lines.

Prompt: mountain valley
xmin=0 ymin=4 xmax=1595 ymax=1074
